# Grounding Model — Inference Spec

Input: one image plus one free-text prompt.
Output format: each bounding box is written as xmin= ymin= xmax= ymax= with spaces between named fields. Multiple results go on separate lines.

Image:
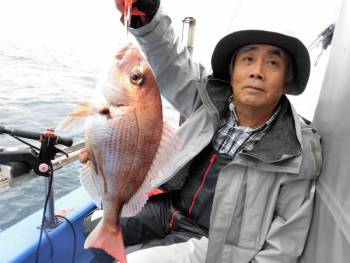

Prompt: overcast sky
xmin=0 ymin=0 xmax=341 ymax=60
xmin=0 ymin=0 xmax=344 ymax=118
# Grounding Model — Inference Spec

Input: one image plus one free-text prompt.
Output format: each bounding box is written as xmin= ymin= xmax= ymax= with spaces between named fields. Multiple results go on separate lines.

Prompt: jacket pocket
xmin=238 ymin=170 xmax=280 ymax=249
xmin=226 ymin=173 xmax=247 ymax=245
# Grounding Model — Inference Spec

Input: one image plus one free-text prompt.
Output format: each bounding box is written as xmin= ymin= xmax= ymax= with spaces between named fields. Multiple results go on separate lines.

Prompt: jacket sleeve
xmin=252 ymin=178 xmax=316 ymax=263
xmin=129 ymin=4 xmax=206 ymax=117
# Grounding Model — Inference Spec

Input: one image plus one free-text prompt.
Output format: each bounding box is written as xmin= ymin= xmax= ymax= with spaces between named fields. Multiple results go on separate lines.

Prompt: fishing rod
xmin=0 ymin=126 xmax=73 ymax=147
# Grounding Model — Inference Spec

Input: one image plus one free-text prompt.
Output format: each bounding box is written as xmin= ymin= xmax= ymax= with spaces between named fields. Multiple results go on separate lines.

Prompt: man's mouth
xmin=244 ymin=85 xmax=265 ymax=92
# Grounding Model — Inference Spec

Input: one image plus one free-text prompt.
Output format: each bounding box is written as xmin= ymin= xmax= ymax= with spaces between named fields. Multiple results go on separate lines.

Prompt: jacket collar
xmin=204 ymin=77 xmax=302 ymax=163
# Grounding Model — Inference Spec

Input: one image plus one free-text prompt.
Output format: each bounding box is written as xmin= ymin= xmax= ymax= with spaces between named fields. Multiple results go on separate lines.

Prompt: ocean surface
xmin=0 ymin=39 xmax=179 ymax=232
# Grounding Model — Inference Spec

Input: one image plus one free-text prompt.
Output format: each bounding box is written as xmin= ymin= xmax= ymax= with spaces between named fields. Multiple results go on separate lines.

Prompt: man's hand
xmin=114 ymin=0 xmax=160 ymax=16
xmin=114 ymin=0 xmax=146 ymax=16
xmin=79 ymin=148 xmax=90 ymax=164
xmin=114 ymin=0 xmax=160 ymax=27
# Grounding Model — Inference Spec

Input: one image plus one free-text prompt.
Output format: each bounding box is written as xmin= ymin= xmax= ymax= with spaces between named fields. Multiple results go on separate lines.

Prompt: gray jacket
xmin=130 ymin=5 xmax=322 ymax=263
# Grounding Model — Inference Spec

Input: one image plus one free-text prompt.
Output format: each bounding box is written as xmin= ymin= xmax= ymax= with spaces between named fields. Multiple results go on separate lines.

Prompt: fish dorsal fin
xmin=121 ymin=122 xmax=179 ymax=217
xmin=56 ymin=100 xmax=98 ymax=135
xmin=79 ymin=161 xmax=104 ymax=209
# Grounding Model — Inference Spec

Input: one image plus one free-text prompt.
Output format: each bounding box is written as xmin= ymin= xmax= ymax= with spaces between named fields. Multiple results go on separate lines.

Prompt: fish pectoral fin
xmin=55 ymin=99 xmax=98 ymax=134
xmin=80 ymin=162 xmax=104 ymax=208
xmin=55 ymin=115 xmax=87 ymax=135
xmin=71 ymin=99 xmax=99 ymax=117
xmin=85 ymin=221 xmax=127 ymax=263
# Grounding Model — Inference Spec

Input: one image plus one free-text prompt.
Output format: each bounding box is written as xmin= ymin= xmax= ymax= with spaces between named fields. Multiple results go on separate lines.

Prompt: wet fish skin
xmin=64 ymin=43 xmax=165 ymax=263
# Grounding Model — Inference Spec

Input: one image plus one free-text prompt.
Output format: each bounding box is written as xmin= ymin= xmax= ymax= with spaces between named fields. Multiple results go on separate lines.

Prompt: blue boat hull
xmin=0 ymin=187 xmax=96 ymax=263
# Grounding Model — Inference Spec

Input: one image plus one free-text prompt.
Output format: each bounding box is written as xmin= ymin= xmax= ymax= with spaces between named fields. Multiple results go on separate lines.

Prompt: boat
xmin=0 ymin=0 xmax=349 ymax=262
xmin=0 ymin=187 xmax=95 ymax=262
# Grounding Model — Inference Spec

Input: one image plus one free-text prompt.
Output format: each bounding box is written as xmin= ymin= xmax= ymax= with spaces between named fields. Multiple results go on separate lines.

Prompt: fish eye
xmin=130 ymin=69 xmax=144 ymax=86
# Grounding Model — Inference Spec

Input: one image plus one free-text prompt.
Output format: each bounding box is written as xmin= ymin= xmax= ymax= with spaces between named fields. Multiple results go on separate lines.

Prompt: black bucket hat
xmin=211 ymin=30 xmax=310 ymax=95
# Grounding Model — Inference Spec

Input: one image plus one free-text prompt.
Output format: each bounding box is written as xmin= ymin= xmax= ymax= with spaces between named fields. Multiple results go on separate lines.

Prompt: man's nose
xmin=249 ymin=60 xmax=264 ymax=80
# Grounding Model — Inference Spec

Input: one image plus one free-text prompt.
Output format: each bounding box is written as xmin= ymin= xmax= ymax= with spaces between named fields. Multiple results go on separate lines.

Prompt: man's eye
xmin=242 ymin=57 xmax=252 ymax=62
xmin=268 ymin=60 xmax=279 ymax=66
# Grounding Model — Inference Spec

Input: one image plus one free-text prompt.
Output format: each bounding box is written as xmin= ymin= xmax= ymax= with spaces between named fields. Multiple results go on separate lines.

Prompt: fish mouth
xmin=116 ymin=103 xmax=128 ymax=108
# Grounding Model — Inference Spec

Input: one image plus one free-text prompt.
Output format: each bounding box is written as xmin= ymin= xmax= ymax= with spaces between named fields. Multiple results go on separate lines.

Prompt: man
xmin=86 ymin=0 xmax=322 ymax=262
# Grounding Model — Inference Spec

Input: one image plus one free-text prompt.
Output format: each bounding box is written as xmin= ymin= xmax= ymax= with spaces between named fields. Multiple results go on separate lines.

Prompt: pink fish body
xmin=60 ymin=43 xmax=176 ymax=262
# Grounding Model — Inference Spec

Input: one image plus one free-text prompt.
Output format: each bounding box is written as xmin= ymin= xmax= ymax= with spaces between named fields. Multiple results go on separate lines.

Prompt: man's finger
xmin=79 ymin=148 xmax=89 ymax=164
xmin=131 ymin=7 xmax=146 ymax=16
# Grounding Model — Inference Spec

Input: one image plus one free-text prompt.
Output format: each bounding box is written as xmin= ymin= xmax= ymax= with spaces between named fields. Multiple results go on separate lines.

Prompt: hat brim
xmin=211 ymin=30 xmax=310 ymax=95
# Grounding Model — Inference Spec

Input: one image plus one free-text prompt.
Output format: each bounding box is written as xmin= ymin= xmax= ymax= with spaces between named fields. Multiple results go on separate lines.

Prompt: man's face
xmin=231 ymin=44 xmax=289 ymax=111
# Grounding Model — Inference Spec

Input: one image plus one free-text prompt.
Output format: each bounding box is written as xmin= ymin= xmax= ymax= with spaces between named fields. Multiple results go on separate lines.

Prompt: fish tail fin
xmin=84 ymin=221 xmax=127 ymax=263
xmin=56 ymin=100 xmax=98 ymax=134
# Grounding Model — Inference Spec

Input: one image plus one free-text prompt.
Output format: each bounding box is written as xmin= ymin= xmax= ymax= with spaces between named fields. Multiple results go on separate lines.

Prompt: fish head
xmin=100 ymin=43 xmax=160 ymax=110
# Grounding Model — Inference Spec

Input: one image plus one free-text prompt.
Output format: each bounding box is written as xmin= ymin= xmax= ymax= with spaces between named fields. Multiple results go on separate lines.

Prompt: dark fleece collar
xmin=204 ymin=77 xmax=302 ymax=163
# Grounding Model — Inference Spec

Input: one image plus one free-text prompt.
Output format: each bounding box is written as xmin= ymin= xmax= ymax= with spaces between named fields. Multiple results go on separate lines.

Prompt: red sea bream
xmin=59 ymin=43 xmax=176 ymax=263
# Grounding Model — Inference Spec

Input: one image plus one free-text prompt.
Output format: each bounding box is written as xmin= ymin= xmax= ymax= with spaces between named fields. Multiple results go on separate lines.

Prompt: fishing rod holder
xmin=181 ymin=17 xmax=196 ymax=57
xmin=0 ymin=126 xmax=73 ymax=228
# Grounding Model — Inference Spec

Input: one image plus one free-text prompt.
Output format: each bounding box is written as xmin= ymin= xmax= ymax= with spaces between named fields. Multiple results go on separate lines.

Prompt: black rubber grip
xmin=56 ymin=136 xmax=73 ymax=147
xmin=0 ymin=126 xmax=73 ymax=147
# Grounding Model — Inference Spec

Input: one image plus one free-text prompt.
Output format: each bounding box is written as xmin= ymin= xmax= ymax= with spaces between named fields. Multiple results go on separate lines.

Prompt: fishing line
xmin=43 ymin=228 xmax=54 ymax=261
xmin=9 ymin=135 xmax=40 ymax=151
xmin=55 ymin=215 xmax=77 ymax=263
xmin=225 ymin=0 xmax=244 ymax=34
xmin=32 ymin=143 xmax=76 ymax=262
xmin=35 ymin=163 xmax=54 ymax=263
xmin=307 ymin=35 xmax=323 ymax=51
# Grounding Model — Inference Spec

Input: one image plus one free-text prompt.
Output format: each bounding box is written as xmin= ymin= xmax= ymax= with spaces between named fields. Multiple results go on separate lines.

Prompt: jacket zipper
xmin=188 ymin=152 xmax=218 ymax=218
xmin=169 ymin=209 xmax=179 ymax=229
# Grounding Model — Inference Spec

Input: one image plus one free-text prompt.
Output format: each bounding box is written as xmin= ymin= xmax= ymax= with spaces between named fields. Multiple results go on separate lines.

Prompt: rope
xmin=225 ymin=0 xmax=244 ymax=34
